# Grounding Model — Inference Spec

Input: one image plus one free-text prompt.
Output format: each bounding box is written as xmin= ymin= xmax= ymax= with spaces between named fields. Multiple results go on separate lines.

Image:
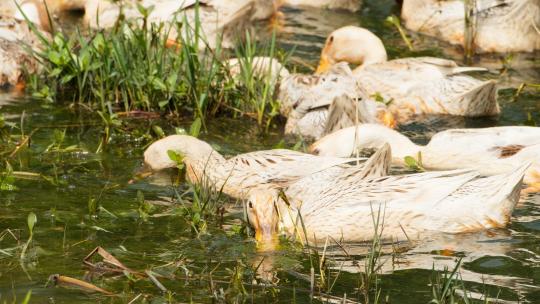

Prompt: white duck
xmin=315 ymin=26 xmax=500 ymax=122
xmin=0 ymin=0 xmax=85 ymax=15
xmin=1 ymin=0 xmax=51 ymax=88
xmin=401 ymin=0 xmax=540 ymax=53
xmin=226 ymin=55 xmax=396 ymax=139
xmin=84 ymin=0 xmax=278 ymax=50
xmin=311 ymin=124 xmax=540 ymax=191
xmin=248 ymin=163 xmax=528 ymax=243
xmin=143 ymin=134 xmax=390 ymax=201
xmin=278 ymin=63 xmax=396 ymax=139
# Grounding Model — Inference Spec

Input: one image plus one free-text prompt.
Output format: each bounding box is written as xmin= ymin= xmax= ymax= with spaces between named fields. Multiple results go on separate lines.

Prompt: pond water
xmin=1 ymin=1 xmax=540 ymax=303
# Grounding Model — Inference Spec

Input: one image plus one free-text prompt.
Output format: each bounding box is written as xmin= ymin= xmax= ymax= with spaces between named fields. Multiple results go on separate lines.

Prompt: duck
xmin=0 ymin=0 xmax=52 ymax=88
xmin=314 ymin=26 xmax=500 ymax=122
xmin=84 ymin=0 xmax=279 ymax=50
xmin=281 ymin=0 xmax=362 ymax=12
xmin=247 ymin=162 xmax=528 ymax=243
xmin=279 ymin=63 xmax=396 ymax=139
xmin=310 ymin=124 xmax=540 ymax=191
xmin=225 ymin=56 xmax=396 ymax=139
xmin=143 ymin=134 xmax=390 ymax=200
xmin=401 ymin=0 xmax=540 ymax=53
xmin=0 ymin=0 xmax=84 ymax=15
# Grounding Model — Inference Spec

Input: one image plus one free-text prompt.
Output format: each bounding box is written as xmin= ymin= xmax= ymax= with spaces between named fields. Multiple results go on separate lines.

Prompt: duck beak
xmin=165 ymin=39 xmax=181 ymax=50
xmin=378 ymin=110 xmax=397 ymax=129
xmin=315 ymin=54 xmax=331 ymax=74
xmin=128 ymin=163 xmax=154 ymax=184
xmin=255 ymin=226 xmax=279 ymax=251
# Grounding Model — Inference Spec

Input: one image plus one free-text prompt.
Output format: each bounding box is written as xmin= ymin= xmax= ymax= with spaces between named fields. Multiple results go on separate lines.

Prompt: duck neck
xmin=356 ymin=125 xmax=422 ymax=163
xmin=185 ymin=151 xmax=229 ymax=188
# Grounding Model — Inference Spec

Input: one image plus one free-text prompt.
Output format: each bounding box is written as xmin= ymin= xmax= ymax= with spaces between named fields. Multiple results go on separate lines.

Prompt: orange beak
xmin=315 ymin=54 xmax=331 ymax=74
xmin=14 ymin=79 xmax=26 ymax=93
xmin=378 ymin=110 xmax=397 ymax=129
xmin=165 ymin=39 xmax=181 ymax=50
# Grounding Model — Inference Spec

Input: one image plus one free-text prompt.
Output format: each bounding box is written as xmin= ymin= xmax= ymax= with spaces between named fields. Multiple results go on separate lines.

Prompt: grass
xmin=26 ymin=6 xmax=287 ymax=131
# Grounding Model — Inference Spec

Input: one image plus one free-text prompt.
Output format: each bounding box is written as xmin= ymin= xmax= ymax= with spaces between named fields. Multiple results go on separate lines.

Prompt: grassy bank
xmin=26 ymin=8 xmax=286 ymax=131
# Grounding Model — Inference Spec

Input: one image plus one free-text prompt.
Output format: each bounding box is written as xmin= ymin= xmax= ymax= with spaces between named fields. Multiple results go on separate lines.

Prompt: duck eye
xmin=329 ymin=36 xmax=334 ymax=43
xmin=248 ymin=202 xmax=253 ymax=209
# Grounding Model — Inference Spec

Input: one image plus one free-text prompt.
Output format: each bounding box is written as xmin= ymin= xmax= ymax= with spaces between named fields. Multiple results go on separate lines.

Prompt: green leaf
xmin=48 ymin=51 xmax=62 ymax=65
xmin=158 ymin=100 xmax=169 ymax=109
xmin=88 ymin=198 xmax=98 ymax=216
xmin=152 ymin=125 xmax=165 ymax=138
xmin=27 ymin=212 xmax=37 ymax=236
xmin=189 ymin=118 xmax=201 ymax=137
xmin=21 ymin=290 xmax=32 ymax=304
xmin=404 ymin=156 xmax=418 ymax=168
xmin=167 ymin=150 xmax=178 ymax=162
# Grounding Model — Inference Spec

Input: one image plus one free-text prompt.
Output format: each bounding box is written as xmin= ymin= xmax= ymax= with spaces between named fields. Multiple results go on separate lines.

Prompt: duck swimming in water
xmin=314 ymin=26 xmax=499 ymax=122
xmin=143 ymin=134 xmax=390 ymax=200
xmin=247 ymin=162 xmax=528 ymax=243
xmin=401 ymin=0 xmax=540 ymax=53
xmin=311 ymin=124 xmax=540 ymax=191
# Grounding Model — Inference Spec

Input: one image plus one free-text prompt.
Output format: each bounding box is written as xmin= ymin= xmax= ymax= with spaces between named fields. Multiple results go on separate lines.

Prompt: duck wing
xmin=227 ymin=149 xmax=363 ymax=187
xmin=305 ymin=169 xmax=479 ymax=213
xmin=429 ymin=162 xmax=528 ymax=233
xmin=355 ymin=58 xmax=499 ymax=117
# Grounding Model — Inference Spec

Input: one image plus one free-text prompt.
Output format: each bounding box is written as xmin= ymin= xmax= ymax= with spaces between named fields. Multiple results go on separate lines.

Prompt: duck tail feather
xmin=324 ymin=94 xmax=357 ymax=136
xmin=488 ymin=162 xmax=530 ymax=216
xmin=358 ymin=142 xmax=392 ymax=179
xmin=340 ymin=143 xmax=391 ymax=181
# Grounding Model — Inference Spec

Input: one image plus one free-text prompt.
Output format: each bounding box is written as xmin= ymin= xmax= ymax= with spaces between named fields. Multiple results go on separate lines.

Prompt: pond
xmin=1 ymin=1 xmax=540 ymax=303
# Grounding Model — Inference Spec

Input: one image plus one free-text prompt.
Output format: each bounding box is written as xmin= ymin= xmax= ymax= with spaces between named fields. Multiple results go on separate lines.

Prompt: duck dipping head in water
xmin=246 ymin=189 xmax=281 ymax=246
xmin=316 ymin=26 xmax=388 ymax=73
xmin=143 ymin=135 xmax=226 ymax=184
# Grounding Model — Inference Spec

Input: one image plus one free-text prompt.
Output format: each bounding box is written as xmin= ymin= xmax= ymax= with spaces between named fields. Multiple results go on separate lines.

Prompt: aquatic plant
xmin=26 ymin=7 xmax=286 ymax=129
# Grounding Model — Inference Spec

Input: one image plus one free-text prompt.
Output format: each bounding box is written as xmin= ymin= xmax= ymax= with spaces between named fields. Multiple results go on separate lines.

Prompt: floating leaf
xmin=27 ymin=212 xmax=37 ymax=236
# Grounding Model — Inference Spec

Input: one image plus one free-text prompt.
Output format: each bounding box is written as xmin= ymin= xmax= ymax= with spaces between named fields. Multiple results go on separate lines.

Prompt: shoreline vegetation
xmin=26 ymin=5 xmax=287 ymax=132
xmin=0 ymin=3 xmax=527 ymax=304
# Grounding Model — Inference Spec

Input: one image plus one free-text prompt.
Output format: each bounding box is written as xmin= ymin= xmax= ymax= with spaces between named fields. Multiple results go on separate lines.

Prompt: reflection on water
xmin=0 ymin=0 xmax=539 ymax=303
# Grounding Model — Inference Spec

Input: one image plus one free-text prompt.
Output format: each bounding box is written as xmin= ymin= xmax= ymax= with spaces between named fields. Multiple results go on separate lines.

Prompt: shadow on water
xmin=1 ymin=0 xmax=540 ymax=303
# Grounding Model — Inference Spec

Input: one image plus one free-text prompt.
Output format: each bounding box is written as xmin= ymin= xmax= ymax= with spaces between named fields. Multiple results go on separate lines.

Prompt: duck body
xmin=250 ymin=163 xmax=527 ymax=243
xmin=84 ymin=0 xmax=274 ymax=49
xmin=143 ymin=135 xmax=388 ymax=200
xmin=286 ymin=166 xmax=526 ymax=242
xmin=401 ymin=0 xmax=540 ymax=53
xmin=282 ymin=0 xmax=362 ymax=12
xmin=352 ymin=57 xmax=499 ymax=120
xmin=315 ymin=26 xmax=500 ymax=121
xmin=311 ymin=124 xmax=540 ymax=187
xmin=278 ymin=63 xmax=393 ymax=139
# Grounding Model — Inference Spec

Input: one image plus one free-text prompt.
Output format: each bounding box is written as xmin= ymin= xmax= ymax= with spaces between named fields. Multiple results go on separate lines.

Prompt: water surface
xmin=1 ymin=1 xmax=540 ymax=303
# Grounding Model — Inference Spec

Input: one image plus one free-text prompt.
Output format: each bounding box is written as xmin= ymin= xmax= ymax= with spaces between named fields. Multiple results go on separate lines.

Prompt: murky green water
xmin=1 ymin=1 xmax=540 ymax=303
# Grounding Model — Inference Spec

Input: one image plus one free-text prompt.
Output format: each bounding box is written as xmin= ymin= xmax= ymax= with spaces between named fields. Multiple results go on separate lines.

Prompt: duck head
xmin=247 ymin=189 xmax=280 ymax=246
xmin=144 ymin=135 xmax=223 ymax=171
xmin=14 ymin=0 xmax=53 ymax=33
xmin=316 ymin=26 xmax=387 ymax=73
